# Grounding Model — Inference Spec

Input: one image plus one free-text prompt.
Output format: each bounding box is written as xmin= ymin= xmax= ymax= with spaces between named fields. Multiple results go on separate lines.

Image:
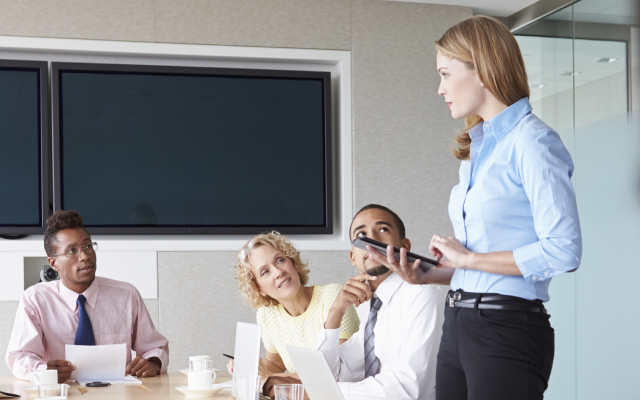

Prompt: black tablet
xmin=352 ymin=236 xmax=439 ymax=273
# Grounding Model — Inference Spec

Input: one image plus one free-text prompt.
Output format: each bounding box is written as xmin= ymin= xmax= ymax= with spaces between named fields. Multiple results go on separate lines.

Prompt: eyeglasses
xmin=51 ymin=242 xmax=98 ymax=258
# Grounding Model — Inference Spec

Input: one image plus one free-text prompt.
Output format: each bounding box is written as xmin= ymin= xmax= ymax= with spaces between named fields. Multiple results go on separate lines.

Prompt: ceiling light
xmin=560 ymin=71 xmax=580 ymax=76
xmin=529 ymin=84 xmax=546 ymax=88
xmin=594 ymin=57 xmax=617 ymax=63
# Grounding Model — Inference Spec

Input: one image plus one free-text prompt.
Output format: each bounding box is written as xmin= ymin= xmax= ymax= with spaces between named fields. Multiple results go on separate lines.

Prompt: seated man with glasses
xmin=6 ymin=210 xmax=169 ymax=383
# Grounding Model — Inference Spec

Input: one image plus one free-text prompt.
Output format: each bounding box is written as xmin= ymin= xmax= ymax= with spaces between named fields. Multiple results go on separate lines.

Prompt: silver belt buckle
xmin=449 ymin=291 xmax=462 ymax=307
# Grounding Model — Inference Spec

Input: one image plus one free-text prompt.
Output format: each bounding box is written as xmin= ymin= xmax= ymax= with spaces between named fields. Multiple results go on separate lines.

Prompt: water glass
xmin=274 ymin=384 xmax=304 ymax=400
xmin=234 ymin=375 xmax=261 ymax=400
xmin=190 ymin=359 xmax=215 ymax=371
xmin=37 ymin=383 xmax=69 ymax=399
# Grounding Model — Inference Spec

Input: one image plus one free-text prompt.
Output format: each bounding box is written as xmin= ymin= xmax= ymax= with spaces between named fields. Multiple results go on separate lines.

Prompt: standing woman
xmin=367 ymin=16 xmax=581 ymax=400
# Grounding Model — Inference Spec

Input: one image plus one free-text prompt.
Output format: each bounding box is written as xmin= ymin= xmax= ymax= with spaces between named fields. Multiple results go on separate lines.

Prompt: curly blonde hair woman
xmin=231 ymin=231 xmax=359 ymax=376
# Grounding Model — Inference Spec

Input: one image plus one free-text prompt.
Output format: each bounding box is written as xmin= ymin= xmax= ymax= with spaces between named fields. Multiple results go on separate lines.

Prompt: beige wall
xmin=0 ymin=0 xmax=470 ymax=375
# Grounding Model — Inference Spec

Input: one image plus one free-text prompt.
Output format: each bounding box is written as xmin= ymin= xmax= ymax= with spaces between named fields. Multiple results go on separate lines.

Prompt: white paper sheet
xmin=66 ymin=344 xmax=126 ymax=381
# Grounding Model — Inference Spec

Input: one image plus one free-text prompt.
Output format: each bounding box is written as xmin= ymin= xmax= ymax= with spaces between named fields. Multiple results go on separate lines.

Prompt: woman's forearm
xmin=464 ymin=251 xmax=521 ymax=276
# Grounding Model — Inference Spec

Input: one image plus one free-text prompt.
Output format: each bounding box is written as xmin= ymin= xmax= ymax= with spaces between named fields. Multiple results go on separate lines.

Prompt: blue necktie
xmin=75 ymin=295 xmax=95 ymax=346
xmin=364 ymin=296 xmax=383 ymax=378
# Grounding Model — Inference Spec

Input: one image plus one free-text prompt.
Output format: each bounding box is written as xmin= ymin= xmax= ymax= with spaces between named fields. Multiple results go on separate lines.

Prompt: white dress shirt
xmin=318 ymin=273 xmax=446 ymax=400
xmin=6 ymin=276 xmax=169 ymax=379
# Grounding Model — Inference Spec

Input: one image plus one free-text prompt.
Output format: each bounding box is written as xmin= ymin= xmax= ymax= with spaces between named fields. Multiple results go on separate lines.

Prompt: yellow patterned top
xmin=256 ymin=284 xmax=359 ymax=373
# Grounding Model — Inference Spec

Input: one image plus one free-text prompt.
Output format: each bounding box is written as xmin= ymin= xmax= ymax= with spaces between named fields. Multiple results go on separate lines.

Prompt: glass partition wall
xmin=515 ymin=1 xmax=639 ymax=399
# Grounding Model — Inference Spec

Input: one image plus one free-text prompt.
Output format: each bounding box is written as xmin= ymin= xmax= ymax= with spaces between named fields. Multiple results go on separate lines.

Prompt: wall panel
xmin=156 ymin=0 xmax=352 ymax=50
xmin=351 ymin=0 xmax=471 ymax=254
xmin=0 ymin=0 xmax=155 ymax=42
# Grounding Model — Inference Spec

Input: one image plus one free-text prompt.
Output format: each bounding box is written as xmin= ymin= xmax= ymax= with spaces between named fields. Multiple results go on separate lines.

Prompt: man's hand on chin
xmin=47 ymin=359 xmax=76 ymax=383
xmin=262 ymin=376 xmax=309 ymax=400
xmin=125 ymin=356 xmax=161 ymax=377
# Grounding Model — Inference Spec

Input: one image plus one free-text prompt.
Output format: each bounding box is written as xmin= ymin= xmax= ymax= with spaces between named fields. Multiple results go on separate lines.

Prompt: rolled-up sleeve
xmin=318 ymin=327 xmax=364 ymax=382
xmin=514 ymin=128 xmax=582 ymax=283
xmin=6 ymin=295 xmax=49 ymax=380
xmin=132 ymin=291 xmax=169 ymax=373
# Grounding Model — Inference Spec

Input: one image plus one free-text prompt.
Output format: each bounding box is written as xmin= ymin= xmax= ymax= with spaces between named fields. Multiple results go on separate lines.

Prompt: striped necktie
xmin=364 ymin=296 xmax=383 ymax=378
xmin=75 ymin=294 xmax=96 ymax=345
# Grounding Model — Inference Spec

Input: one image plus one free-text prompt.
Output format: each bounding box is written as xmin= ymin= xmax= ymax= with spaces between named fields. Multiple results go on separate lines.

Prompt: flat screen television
xmin=0 ymin=60 xmax=49 ymax=236
xmin=51 ymin=62 xmax=332 ymax=234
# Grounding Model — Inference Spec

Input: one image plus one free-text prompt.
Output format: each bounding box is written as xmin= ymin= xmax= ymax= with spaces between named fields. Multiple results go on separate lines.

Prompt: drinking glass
xmin=37 ymin=383 xmax=69 ymax=399
xmin=190 ymin=359 xmax=215 ymax=371
xmin=274 ymin=384 xmax=304 ymax=400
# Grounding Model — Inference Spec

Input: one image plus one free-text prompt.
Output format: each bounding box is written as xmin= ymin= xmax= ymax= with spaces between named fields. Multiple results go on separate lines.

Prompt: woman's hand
xmin=366 ymin=242 xmax=456 ymax=285
xmin=429 ymin=234 xmax=473 ymax=269
xmin=430 ymin=234 xmax=522 ymax=276
xmin=366 ymin=245 xmax=426 ymax=285
xmin=226 ymin=359 xmax=234 ymax=375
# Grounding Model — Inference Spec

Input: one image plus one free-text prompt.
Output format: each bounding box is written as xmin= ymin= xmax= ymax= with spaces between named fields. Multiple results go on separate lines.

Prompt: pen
xmin=223 ymin=354 xmax=234 ymax=359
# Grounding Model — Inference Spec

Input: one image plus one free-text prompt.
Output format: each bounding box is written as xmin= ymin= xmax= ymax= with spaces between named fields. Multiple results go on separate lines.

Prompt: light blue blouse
xmin=448 ymin=97 xmax=582 ymax=301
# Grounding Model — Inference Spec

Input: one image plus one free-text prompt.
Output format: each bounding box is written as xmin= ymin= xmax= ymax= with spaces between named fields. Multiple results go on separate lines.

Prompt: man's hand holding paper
xmin=125 ymin=356 xmax=161 ymax=377
xmin=46 ymin=360 xmax=76 ymax=383
xmin=65 ymin=344 xmax=143 ymax=384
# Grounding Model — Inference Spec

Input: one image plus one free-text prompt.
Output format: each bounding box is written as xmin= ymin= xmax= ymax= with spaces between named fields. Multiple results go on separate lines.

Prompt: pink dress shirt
xmin=6 ymin=276 xmax=169 ymax=379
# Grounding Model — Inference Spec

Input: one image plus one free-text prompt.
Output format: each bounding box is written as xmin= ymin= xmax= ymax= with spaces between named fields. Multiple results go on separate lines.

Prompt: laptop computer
xmin=287 ymin=345 xmax=345 ymax=400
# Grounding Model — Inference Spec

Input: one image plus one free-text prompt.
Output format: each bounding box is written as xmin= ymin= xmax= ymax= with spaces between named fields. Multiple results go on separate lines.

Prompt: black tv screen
xmin=52 ymin=62 xmax=332 ymax=234
xmin=0 ymin=60 xmax=49 ymax=235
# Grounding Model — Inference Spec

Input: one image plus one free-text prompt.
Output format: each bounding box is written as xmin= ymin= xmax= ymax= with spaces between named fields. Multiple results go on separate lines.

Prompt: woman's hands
xmin=366 ymin=234 xmax=521 ymax=280
xmin=428 ymin=234 xmax=473 ymax=269
xmin=366 ymin=245 xmax=426 ymax=284
xmin=365 ymin=238 xmax=459 ymax=286
xmin=430 ymin=234 xmax=522 ymax=276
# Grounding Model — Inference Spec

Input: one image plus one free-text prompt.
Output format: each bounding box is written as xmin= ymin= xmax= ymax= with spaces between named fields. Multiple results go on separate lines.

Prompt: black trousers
xmin=435 ymin=291 xmax=555 ymax=400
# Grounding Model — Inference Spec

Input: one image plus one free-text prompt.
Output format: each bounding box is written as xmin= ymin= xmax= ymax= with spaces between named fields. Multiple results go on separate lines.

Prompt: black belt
xmin=447 ymin=291 xmax=547 ymax=314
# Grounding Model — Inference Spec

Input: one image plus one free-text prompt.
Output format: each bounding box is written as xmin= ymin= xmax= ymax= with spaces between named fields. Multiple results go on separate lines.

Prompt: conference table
xmin=0 ymin=371 xmax=236 ymax=399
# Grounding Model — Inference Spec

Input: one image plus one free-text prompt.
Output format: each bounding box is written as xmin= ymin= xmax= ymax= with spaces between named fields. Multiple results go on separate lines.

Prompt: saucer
xmin=19 ymin=385 xmax=40 ymax=396
xmin=176 ymin=385 xmax=225 ymax=397
xmin=179 ymin=368 xmax=221 ymax=376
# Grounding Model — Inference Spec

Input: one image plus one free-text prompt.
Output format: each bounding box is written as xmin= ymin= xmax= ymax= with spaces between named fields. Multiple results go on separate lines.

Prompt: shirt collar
xmin=482 ymin=97 xmax=532 ymax=142
xmin=58 ymin=278 xmax=100 ymax=311
xmin=371 ymin=272 xmax=404 ymax=306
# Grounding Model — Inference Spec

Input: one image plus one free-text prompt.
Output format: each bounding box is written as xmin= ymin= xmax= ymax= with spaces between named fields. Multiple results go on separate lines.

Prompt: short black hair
xmin=350 ymin=204 xmax=406 ymax=240
xmin=44 ymin=210 xmax=87 ymax=256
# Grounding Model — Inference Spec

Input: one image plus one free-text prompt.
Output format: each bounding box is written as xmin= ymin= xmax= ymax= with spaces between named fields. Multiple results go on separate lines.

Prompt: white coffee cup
xmin=31 ymin=369 xmax=58 ymax=387
xmin=188 ymin=370 xmax=216 ymax=390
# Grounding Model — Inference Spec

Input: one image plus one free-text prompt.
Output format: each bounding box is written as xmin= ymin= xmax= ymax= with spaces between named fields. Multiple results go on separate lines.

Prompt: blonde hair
xmin=234 ymin=231 xmax=310 ymax=309
xmin=435 ymin=16 xmax=530 ymax=160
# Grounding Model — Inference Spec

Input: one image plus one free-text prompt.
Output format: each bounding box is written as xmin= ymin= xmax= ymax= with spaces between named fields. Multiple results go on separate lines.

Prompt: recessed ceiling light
xmin=560 ymin=71 xmax=580 ymax=76
xmin=529 ymin=84 xmax=546 ymax=88
xmin=594 ymin=57 xmax=617 ymax=63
